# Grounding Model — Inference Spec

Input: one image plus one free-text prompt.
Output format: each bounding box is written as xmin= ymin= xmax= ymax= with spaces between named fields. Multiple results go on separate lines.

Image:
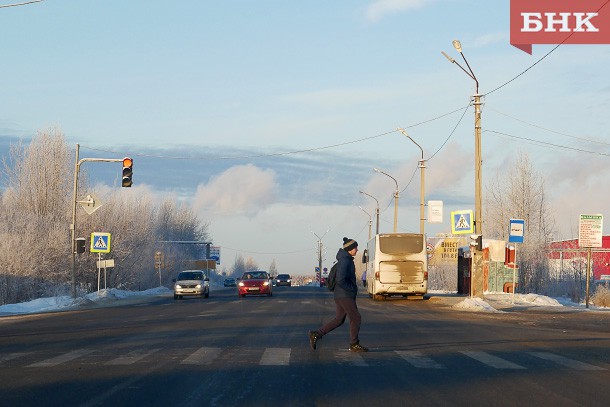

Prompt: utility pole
xmin=374 ymin=168 xmax=399 ymax=233
xmin=360 ymin=191 xmax=380 ymax=235
xmin=443 ymin=40 xmax=484 ymax=297
xmin=398 ymin=128 xmax=426 ymax=235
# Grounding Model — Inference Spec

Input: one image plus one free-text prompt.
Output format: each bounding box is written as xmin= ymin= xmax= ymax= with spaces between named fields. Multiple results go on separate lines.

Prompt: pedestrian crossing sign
xmin=451 ymin=210 xmax=474 ymax=235
xmin=90 ymin=232 xmax=111 ymax=253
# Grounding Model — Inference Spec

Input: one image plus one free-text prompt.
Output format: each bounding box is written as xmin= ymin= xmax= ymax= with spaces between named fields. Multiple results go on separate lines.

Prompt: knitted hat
xmin=342 ymin=237 xmax=358 ymax=251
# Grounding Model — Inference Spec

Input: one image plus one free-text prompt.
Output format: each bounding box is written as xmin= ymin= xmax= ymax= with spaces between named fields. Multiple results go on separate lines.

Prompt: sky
xmin=1 ymin=0 xmax=609 ymax=276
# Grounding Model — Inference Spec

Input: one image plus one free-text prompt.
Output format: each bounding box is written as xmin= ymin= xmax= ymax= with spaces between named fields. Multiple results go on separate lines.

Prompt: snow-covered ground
xmin=0 ymin=287 xmax=172 ymax=316
xmin=1 ymin=288 xmax=609 ymax=316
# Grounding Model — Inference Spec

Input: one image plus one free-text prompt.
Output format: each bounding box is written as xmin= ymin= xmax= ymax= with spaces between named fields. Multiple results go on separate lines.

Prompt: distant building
xmin=546 ymin=237 xmax=610 ymax=283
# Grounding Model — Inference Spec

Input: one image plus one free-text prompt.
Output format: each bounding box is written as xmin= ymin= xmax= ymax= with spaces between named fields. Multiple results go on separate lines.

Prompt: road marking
xmin=528 ymin=352 xmax=606 ymax=371
xmin=0 ymin=352 xmax=30 ymax=364
xmin=334 ymin=350 xmax=368 ymax=367
xmin=28 ymin=349 xmax=94 ymax=367
xmin=461 ymin=351 xmax=526 ymax=369
xmin=260 ymin=347 xmax=291 ymax=366
xmin=105 ymin=349 xmax=160 ymax=365
xmin=396 ymin=350 xmax=444 ymax=369
xmin=181 ymin=347 xmax=222 ymax=365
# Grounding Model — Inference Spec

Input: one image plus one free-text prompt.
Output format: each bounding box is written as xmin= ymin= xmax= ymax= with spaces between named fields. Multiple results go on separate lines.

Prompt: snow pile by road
xmin=0 ymin=287 xmax=171 ymax=315
xmin=452 ymin=297 xmax=504 ymax=313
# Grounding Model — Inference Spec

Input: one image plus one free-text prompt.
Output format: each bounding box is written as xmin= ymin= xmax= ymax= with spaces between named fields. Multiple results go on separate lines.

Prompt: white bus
xmin=363 ymin=233 xmax=428 ymax=300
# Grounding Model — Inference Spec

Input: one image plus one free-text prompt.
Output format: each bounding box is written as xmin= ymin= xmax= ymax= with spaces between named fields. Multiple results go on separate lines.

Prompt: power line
xmin=487 ymin=107 xmax=610 ymax=147
xmin=485 ymin=129 xmax=610 ymax=157
xmin=0 ymin=0 xmax=44 ymax=9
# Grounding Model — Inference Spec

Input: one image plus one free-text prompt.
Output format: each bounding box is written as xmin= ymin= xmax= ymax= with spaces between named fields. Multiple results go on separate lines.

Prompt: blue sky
xmin=1 ymin=0 xmax=609 ymax=275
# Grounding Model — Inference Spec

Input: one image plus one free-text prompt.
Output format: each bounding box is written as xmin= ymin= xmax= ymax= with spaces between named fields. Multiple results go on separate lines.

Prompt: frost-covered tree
xmin=485 ymin=151 xmax=555 ymax=293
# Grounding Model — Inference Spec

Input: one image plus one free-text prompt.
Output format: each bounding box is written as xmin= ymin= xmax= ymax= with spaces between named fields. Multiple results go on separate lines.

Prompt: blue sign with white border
xmin=509 ymin=219 xmax=525 ymax=243
xmin=90 ymin=232 xmax=111 ymax=253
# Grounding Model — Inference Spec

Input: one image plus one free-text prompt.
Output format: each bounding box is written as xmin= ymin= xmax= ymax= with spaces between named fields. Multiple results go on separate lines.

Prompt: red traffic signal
xmin=122 ymin=157 xmax=133 ymax=187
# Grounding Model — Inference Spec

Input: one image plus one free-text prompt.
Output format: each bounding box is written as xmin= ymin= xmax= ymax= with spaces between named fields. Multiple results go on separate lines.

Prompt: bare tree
xmin=485 ymin=151 xmax=556 ymax=294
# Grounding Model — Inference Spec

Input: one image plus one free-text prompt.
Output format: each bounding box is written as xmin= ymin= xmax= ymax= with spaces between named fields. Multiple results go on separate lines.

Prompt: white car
xmin=173 ymin=270 xmax=210 ymax=299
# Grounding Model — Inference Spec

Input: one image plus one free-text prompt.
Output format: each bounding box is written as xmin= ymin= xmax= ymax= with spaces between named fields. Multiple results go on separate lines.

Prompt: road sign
xmin=90 ymin=232 xmax=111 ymax=253
xmin=579 ymin=214 xmax=603 ymax=248
xmin=509 ymin=219 xmax=525 ymax=243
xmin=210 ymin=246 xmax=221 ymax=264
xmin=428 ymin=200 xmax=443 ymax=223
xmin=451 ymin=210 xmax=474 ymax=235
xmin=78 ymin=193 xmax=102 ymax=215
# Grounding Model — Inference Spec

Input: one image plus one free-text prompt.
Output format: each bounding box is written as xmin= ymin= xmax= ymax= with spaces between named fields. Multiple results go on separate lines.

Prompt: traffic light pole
xmin=70 ymin=143 xmax=127 ymax=297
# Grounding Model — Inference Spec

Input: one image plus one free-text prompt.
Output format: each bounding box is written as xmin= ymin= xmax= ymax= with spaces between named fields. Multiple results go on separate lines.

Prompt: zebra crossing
xmin=0 ymin=347 xmax=606 ymax=371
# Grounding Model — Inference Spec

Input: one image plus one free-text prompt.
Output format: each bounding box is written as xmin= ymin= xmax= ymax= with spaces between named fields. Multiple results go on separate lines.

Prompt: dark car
xmin=238 ymin=271 xmax=272 ymax=297
xmin=275 ymin=274 xmax=292 ymax=287
xmin=224 ymin=278 xmax=236 ymax=287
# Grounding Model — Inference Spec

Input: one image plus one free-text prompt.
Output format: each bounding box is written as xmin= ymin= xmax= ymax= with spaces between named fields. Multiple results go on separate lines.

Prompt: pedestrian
xmin=361 ymin=270 xmax=367 ymax=288
xmin=308 ymin=237 xmax=368 ymax=352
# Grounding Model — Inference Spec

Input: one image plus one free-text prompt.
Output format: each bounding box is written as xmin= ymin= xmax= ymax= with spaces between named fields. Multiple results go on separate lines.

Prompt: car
xmin=238 ymin=271 xmax=272 ymax=297
xmin=275 ymin=274 xmax=292 ymax=287
xmin=173 ymin=270 xmax=210 ymax=300
xmin=223 ymin=277 xmax=236 ymax=287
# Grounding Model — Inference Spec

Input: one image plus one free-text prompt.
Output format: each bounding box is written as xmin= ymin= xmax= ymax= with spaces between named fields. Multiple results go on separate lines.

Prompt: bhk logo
xmin=510 ymin=0 xmax=610 ymax=54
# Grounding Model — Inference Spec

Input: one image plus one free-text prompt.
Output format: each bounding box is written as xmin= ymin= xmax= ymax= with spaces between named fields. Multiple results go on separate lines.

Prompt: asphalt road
xmin=1 ymin=286 xmax=610 ymax=406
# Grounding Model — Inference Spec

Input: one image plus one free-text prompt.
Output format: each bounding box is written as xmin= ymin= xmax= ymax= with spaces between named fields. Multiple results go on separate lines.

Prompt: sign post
xmin=579 ymin=214 xmax=603 ymax=308
xmin=509 ymin=219 xmax=525 ymax=304
xmin=91 ymin=232 xmax=112 ymax=292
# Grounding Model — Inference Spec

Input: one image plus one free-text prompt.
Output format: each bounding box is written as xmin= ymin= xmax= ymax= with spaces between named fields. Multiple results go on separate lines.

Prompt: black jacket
xmin=333 ymin=248 xmax=358 ymax=299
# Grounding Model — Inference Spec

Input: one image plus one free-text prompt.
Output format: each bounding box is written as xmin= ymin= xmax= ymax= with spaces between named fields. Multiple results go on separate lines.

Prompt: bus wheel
xmin=373 ymin=294 xmax=384 ymax=301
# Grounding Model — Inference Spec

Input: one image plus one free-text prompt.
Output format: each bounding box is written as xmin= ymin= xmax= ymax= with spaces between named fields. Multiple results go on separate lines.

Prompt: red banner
xmin=510 ymin=0 xmax=610 ymax=54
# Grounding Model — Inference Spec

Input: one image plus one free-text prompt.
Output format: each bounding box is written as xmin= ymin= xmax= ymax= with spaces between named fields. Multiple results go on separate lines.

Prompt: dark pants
xmin=318 ymin=297 xmax=362 ymax=345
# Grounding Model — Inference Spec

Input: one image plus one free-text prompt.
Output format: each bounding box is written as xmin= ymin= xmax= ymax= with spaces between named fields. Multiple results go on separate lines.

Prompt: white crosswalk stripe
xmin=28 ymin=348 xmax=94 ymax=368
xmin=181 ymin=347 xmax=222 ymax=365
xmin=461 ymin=351 xmax=526 ymax=369
xmin=105 ymin=349 xmax=161 ymax=365
xmin=0 ymin=352 xmax=30 ymax=364
xmin=396 ymin=350 xmax=444 ymax=369
xmin=334 ymin=350 xmax=368 ymax=367
xmin=260 ymin=347 xmax=291 ymax=366
xmin=528 ymin=352 xmax=606 ymax=371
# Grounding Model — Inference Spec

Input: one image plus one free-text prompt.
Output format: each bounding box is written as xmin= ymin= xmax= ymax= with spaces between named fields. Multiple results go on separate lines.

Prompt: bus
xmin=363 ymin=233 xmax=428 ymax=300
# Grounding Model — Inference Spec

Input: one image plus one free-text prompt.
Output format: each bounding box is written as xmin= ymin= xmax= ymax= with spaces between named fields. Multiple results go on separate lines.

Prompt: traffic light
xmin=122 ymin=157 xmax=133 ymax=187
xmin=75 ymin=238 xmax=86 ymax=254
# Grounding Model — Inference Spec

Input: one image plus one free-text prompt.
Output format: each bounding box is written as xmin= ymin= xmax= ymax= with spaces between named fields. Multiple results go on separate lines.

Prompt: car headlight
xmin=263 ymin=281 xmax=270 ymax=286
xmin=196 ymin=284 xmax=202 ymax=289
xmin=175 ymin=284 xmax=183 ymax=289
xmin=287 ymin=279 xmax=291 ymax=282
xmin=239 ymin=282 xmax=244 ymax=287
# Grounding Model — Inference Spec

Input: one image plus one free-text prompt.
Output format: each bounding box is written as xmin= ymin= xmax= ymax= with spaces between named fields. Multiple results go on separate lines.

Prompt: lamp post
xmin=443 ymin=39 xmax=483 ymax=297
xmin=442 ymin=40 xmax=482 ymax=236
xmin=359 ymin=191 xmax=380 ymax=235
xmin=397 ymin=128 xmax=425 ymax=235
xmin=311 ymin=229 xmax=329 ymax=286
xmin=359 ymin=206 xmax=373 ymax=241
xmin=374 ymin=168 xmax=399 ymax=233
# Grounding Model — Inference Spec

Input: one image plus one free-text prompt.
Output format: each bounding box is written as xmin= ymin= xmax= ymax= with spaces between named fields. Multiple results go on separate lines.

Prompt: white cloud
xmin=193 ymin=164 xmax=278 ymax=217
xmin=365 ymin=0 xmax=436 ymax=23
xmin=472 ymin=32 xmax=508 ymax=48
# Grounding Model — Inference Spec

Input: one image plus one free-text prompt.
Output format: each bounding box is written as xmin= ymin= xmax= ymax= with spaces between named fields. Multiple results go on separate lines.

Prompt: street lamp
xmin=311 ymin=229 xmax=329 ymax=286
xmin=443 ymin=39 xmax=483 ymax=298
xmin=442 ymin=39 xmax=482 ymax=236
xmin=374 ymin=168 xmax=399 ymax=233
xmin=359 ymin=190 xmax=380 ymax=235
xmin=359 ymin=206 xmax=373 ymax=241
xmin=397 ymin=128 xmax=425 ymax=235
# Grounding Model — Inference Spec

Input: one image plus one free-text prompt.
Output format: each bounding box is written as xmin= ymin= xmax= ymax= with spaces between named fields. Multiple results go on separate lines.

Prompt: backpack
xmin=326 ymin=262 xmax=338 ymax=291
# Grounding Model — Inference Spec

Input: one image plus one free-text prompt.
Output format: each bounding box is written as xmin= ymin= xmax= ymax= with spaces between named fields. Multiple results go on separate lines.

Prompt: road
xmin=1 ymin=286 xmax=610 ymax=406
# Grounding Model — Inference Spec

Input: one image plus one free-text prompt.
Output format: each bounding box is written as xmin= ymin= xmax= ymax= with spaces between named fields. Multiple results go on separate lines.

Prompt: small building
xmin=546 ymin=236 xmax=610 ymax=283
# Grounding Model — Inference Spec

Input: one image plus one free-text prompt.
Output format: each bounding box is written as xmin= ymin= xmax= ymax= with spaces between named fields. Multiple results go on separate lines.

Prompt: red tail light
xmin=424 ymin=272 xmax=428 ymax=281
xmin=375 ymin=271 xmax=380 ymax=279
